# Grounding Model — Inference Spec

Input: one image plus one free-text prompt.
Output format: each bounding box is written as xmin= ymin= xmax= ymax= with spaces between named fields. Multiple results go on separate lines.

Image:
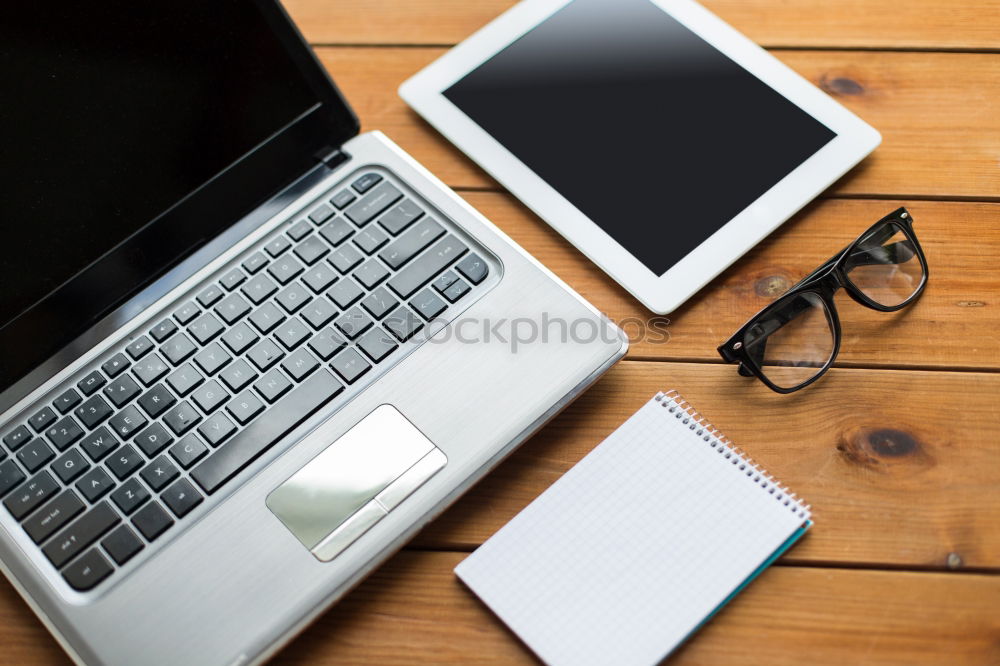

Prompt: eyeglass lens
xmin=844 ymin=222 xmax=924 ymax=307
xmin=743 ymin=291 xmax=836 ymax=390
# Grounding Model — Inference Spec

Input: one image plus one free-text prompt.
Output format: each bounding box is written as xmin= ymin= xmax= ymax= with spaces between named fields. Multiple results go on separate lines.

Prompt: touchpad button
xmin=266 ymin=404 xmax=447 ymax=561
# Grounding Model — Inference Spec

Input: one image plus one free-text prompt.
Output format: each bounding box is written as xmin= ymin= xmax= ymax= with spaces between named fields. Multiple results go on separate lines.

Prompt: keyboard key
xmin=215 ymin=293 xmax=251 ymax=325
xmin=75 ymin=394 xmax=114 ymax=428
xmin=302 ymin=296 xmax=338 ymax=329
xmin=63 ymin=548 xmax=114 ymax=591
xmin=133 ymin=353 xmax=169 ymax=387
xmin=110 ymin=478 xmax=150 ymax=515
xmin=328 ymin=277 xmax=364 ymax=309
xmin=276 ymin=282 xmax=313 ymax=314
xmin=443 ymin=278 xmax=471 ymax=303
xmin=125 ymin=336 xmax=154 ymax=360
xmin=384 ymin=306 xmax=425 ymax=343
xmin=44 ymin=501 xmax=119 ymax=567
xmin=281 ymin=348 xmax=319 ymax=382
xmin=226 ymin=390 xmax=265 ymax=425
xmin=45 ymin=416 xmax=84 ymax=451
xmin=355 ymin=226 xmax=389 ymax=254
xmin=162 ymin=478 xmax=203 ymax=519
xmin=131 ymin=501 xmax=173 ymax=541
xmin=101 ymin=525 xmax=144 ymax=565
xmin=264 ymin=235 xmax=292 ymax=258
xmin=166 ymin=363 xmax=205 ymax=397
xmin=331 ymin=349 xmax=371 ymax=384
xmin=197 ymin=412 xmax=237 ymax=447
xmin=241 ymin=272 xmax=279 ymax=305
xmin=358 ymin=327 xmax=399 ymax=363
xmin=23 ymin=490 xmax=84 ymax=544
xmin=388 ymin=236 xmax=469 ymax=299
xmin=254 ymin=369 xmax=293 ymax=403
xmin=192 ymin=379 xmax=229 ymax=414
xmin=17 ymin=440 xmax=55 ymax=474
xmin=173 ymin=302 xmax=200 ymax=325
xmin=334 ymin=308 xmax=373 ymax=340
xmin=331 ymin=189 xmax=356 ymax=209
xmin=247 ymin=339 xmax=285 ymax=372
xmin=197 ymin=284 xmax=224 ymax=308
xmin=274 ymin=317 xmax=311 ymax=350
xmin=162 ymin=401 xmax=202 ymax=436
xmin=345 ymin=182 xmax=402 ymax=227
xmin=0 ymin=461 xmax=26 ymax=499
xmin=29 ymin=406 xmax=58 ymax=431
xmin=378 ymin=199 xmax=424 ymax=235
xmin=221 ymin=322 xmax=259 ymax=355
xmin=319 ymin=218 xmax=355 ymax=248
xmin=268 ymin=255 xmax=305 ymax=285
xmin=188 ymin=312 xmax=225 ymax=345
xmin=161 ymin=332 xmax=197 ymax=365
xmin=101 ymin=353 xmax=131 ymax=379
xmin=106 ymin=445 xmax=144 ymax=480
xmin=308 ymin=328 xmax=347 ymax=361
xmin=134 ymin=422 xmax=174 ymax=458
xmin=149 ymin=318 xmax=178 ymax=343
xmin=191 ymin=369 xmax=343 ymax=494
xmin=5 ymin=471 xmax=59 ymax=520
xmin=103 ymin=375 xmax=141 ymax=408
xmin=194 ymin=342 xmax=232 ymax=376
xmin=219 ymin=360 xmax=257 ymax=393
xmin=242 ymin=251 xmax=269 ymax=275
xmin=137 ymin=384 xmax=176 ymax=419
xmin=354 ymin=259 xmax=390 ymax=289
xmin=352 ymin=172 xmax=383 ymax=193
xmin=411 ymin=289 xmax=447 ymax=320
xmin=141 ymin=456 xmax=180 ymax=492
xmin=302 ymin=263 xmax=338 ymax=294
xmin=328 ymin=243 xmax=364 ymax=274
xmin=80 ymin=427 xmax=119 ymax=463
xmin=432 ymin=270 xmax=459 ymax=293
xmin=76 ymin=467 xmax=116 ymax=503
xmin=51 ymin=449 xmax=90 ymax=484
xmin=53 ymin=389 xmax=82 ymax=414
xmin=308 ymin=204 xmax=334 ymax=225
xmin=249 ymin=302 xmax=286 ymax=335
xmin=294 ymin=235 xmax=331 ymax=266
xmin=456 ymin=253 xmax=489 ymax=284
xmin=169 ymin=434 xmax=208 ymax=469
xmin=379 ymin=217 xmax=445 ymax=270
xmin=3 ymin=425 xmax=32 ymax=451
xmin=109 ymin=405 xmax=147 ymax=440
xmin=219 ymin=268 xmax=247 ymax=291
xmin=361 ymin=287 xmax=399 ymax=319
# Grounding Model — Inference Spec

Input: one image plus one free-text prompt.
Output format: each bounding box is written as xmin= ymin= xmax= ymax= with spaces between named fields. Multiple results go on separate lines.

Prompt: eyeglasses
xmin=718 ymin=207 xmax=928 ymax=393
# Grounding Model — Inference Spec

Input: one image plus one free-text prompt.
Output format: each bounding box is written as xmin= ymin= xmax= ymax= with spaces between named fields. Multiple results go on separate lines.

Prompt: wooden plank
xmin=286 ymin=0 xmax=1000 ymax=51
xmin=274 ymin=552 xmax=1000 ymax=665
xmin=315 ymin=48 xmax=1000 ymax=199
xmin=414 ymin=360 xmax=1000 ymax=570
xmin=457 ymin=195 xmax=1000 ymax=370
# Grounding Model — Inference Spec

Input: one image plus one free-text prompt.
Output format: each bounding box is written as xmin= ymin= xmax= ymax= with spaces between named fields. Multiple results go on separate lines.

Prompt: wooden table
xmin=5 ymin=1 xmax=1000 ymax=663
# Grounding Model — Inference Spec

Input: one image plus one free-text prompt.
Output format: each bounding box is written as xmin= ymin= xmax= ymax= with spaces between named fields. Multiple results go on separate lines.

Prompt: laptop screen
xmin=0 ymin=1 xmax=357 ymax=392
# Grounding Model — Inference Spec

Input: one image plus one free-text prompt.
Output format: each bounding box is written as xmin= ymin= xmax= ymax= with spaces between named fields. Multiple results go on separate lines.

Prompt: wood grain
xmin=286 ymin=0 xmax=1000 ymax=50
xmin=315 ymin=47 xmax=1000 ymax=199
xmin=458 ymin=194 xmax=1000 ymax=369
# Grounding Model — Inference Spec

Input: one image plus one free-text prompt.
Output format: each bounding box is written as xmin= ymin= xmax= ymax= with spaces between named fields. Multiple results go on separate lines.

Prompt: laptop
xmin=0 ymin=3 xmax=627 ymax=664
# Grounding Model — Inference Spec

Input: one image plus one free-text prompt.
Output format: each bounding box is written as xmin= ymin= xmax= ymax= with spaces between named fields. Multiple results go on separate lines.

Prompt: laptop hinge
xmin=316 ymin=147 xmax=350 ymax=171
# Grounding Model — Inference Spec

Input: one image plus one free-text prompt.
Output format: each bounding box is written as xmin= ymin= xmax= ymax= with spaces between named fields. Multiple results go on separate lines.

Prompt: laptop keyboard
xmin=0 ymin=169 xmax=493 ymax=593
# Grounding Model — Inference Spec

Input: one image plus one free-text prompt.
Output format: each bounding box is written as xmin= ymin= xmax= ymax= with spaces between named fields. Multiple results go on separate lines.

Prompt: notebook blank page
xmin=455 ymin=394 xmax=809 ymax=666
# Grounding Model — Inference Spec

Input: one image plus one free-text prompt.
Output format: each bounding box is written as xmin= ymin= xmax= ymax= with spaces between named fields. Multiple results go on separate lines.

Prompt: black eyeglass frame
xmin=717 ymin=207 xmax=929 ymax=393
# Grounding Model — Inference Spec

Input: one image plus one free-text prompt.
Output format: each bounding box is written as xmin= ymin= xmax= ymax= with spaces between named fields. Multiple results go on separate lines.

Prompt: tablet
xmin=400 ymin=0 xmax=880 ymax=314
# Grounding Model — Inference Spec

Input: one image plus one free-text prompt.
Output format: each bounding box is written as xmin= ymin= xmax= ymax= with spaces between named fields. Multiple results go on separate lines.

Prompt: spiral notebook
xmin=455 ymin=391 xmax=812 ymax=666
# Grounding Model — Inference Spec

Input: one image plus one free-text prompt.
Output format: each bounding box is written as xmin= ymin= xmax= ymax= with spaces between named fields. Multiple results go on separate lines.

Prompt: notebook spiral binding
xmin=655 ymin=391 xmax=811 ymax=520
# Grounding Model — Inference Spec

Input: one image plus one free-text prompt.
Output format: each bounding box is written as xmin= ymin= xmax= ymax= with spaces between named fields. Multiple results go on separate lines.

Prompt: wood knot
xmin=755 ymin=274 xmax=792 ymax=300
xmin=837 ymin=426 xmax=933 ymax=472
xmin=956 ymin=300 xmax=986 ymax=307
xmin=867 ymin=429 xmax=918 ymax=457
xmin=820 ymin=75 xmax=865 ymax=96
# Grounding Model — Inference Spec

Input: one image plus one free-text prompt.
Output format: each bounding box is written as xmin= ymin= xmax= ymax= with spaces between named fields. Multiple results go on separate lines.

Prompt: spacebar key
xmin=191 ymin=370 xmax=343 ymax=494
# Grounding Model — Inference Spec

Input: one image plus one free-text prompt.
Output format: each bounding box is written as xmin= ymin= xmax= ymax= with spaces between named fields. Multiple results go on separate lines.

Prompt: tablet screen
xmin=444 ymin=0 xmax=836 ymax=276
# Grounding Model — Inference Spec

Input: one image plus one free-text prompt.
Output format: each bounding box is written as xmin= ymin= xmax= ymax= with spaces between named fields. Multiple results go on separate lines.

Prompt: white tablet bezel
xmin=399 ymin=0 xmax=881 ymax=314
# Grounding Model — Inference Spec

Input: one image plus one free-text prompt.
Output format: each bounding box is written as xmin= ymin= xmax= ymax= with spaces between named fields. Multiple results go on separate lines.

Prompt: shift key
xmin=388 ymin=235 xmax=469 ymax=299
xmin=43 ymin=501 xmax=120 ymax=568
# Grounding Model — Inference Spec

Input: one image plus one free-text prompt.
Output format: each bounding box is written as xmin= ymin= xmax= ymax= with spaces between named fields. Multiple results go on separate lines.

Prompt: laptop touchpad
xmin=266 ymin=405 xmax=447 ymax=562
